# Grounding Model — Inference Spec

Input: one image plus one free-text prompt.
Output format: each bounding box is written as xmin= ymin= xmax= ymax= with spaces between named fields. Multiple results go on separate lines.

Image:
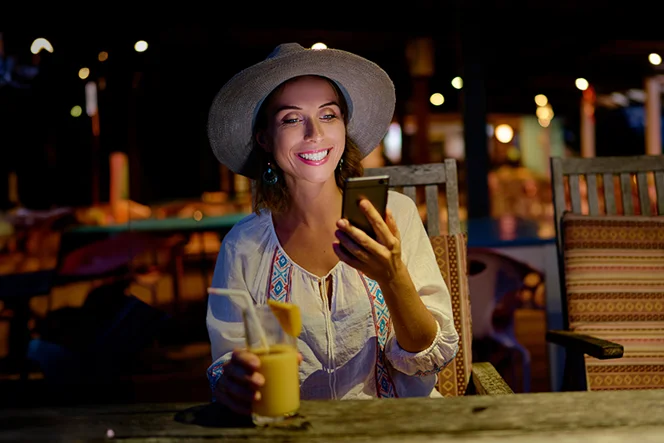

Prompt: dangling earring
xmin=338 ymin=157 xmax=344 ymax=171
xmin=263 ymin=161 xmax=278 ymax=185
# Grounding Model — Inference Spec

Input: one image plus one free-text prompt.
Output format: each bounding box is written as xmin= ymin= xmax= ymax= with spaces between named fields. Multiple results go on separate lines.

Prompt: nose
xmin=304 ymin=118 xmax=324 ymax=142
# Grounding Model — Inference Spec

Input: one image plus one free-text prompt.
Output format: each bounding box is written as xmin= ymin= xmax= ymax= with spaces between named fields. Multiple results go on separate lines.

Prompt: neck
xmin=275 ymin=177 xmax=342 ymax=229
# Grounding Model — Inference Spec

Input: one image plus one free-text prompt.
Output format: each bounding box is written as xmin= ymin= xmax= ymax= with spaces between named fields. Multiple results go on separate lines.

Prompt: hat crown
xmin=267 ymin=43 xmax=305 ymax=60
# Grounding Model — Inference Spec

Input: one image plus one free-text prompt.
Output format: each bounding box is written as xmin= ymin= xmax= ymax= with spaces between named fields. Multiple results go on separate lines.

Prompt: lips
xmin=297 ymin=148 xmax=332 ymax=165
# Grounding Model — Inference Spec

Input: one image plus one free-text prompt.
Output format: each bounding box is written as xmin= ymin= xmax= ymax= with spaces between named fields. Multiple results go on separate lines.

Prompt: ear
xmin=256 ymin=131 xmax=271 ymax=152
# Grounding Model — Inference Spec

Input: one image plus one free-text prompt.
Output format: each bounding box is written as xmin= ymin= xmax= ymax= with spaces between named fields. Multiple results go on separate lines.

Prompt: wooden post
xmin=110 ymin=152 xmax=129 ymax=223
xmin=645 ymin=76 xmax=662 ymax=156
xmin=406 ymin=38 xmax=434 ymax=165
xmin=580 ymin=86 xmax=596 ymax=158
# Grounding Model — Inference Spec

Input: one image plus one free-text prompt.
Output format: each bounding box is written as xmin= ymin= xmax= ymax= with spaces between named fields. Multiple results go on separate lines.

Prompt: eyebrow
xmin=273 ymin=101 xmax=341 ymax=114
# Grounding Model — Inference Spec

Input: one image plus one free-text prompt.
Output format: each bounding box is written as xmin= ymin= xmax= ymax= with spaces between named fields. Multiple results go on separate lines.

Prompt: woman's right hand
xmin=214 ymin=349 xmax=264 ymax=416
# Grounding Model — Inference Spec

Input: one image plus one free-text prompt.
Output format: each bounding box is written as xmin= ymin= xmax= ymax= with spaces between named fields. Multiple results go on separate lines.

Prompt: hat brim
xmin=207 ymin=45 xmax=396 ymax=179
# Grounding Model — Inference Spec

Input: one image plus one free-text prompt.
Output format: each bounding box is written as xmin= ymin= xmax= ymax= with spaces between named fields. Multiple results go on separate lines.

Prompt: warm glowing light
xmin=311 ymin=42 xmax=327 ymax=50
xmin=85 ymin=81 xmax=98 ymax=117
xmin=495 ymin=124 xmax=514 ymax=143
xmin=78 ymin=67 xmax=90 ymax=80
xmin=575 ymin=78 xmax=589 ymax=91
xmin=538 ymin=118 xmax=550 ymax=128
xmin=451 ymin=76 xmax=463 ymax=89
xmin=193 ymin=210 xmax=203 ymax=221
xmin=649 ymin=53 xmax=662 ymax=66
xmin=536 ymin=104 xmax=554 ymax=120
xmin=134 ymin=40 xmax=148 ymax=52
xmin=384 ymin=122 xmax=402 ymax=164
xmin=98 ymin=51 xmax=109 ymax=62
xmin=30 ymin=38 xmax=53 ymax=54
xmin=534 ymin=94 xmax=548 ymax=107
xmin=429 ymin=93 xmax=445 ymax=106
xmin=70 ymin=106 xmax=82 ymax=117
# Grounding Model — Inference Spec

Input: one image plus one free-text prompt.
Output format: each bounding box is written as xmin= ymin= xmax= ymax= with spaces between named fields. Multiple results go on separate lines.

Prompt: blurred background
xmin=2 ymin=2 xmax=663 ymax=404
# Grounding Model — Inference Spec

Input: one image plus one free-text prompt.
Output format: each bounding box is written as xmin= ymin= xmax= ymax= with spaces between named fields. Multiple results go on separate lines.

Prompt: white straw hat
xmin=207 ymin=42 xmax=396 ymax=179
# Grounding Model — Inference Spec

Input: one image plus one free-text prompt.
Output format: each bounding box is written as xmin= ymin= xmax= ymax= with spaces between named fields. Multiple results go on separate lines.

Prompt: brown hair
xmin=252 ymin=76 xmax=364 ymax=215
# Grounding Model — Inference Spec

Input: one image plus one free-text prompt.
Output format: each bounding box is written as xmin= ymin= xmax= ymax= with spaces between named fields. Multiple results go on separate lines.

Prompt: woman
xmin=206 ymin=43 xmax=459 ymax=415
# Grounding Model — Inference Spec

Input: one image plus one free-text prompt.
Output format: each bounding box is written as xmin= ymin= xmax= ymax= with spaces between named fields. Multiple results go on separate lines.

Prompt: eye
xmin=280 ymin=114 xmax=301 ymax=125
xmin=321 ymin=113 xmax=338 ymax=121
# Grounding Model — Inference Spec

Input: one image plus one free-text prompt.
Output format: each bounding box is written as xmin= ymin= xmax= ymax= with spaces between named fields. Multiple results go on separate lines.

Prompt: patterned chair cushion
xmin=562 ymin=212 xmax=664 ymax=390
xmin=430 ymin=233 xmax=472 ymax=397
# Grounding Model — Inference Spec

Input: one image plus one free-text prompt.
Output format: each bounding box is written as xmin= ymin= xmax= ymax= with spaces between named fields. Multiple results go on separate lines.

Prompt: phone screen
xmin=341 ymin=175 xmax=389 ymax=239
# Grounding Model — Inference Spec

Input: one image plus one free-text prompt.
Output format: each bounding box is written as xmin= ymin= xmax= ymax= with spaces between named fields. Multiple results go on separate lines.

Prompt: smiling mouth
xmin=298 ymin=149 xmax=331 ymax=162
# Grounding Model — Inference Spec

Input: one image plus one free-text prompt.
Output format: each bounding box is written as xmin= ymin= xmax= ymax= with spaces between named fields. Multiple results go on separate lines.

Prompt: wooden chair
xmin=365 ymin=159 xmax=513 ymax=395
xmin=549 ymin=155 xmax=664 ymax=391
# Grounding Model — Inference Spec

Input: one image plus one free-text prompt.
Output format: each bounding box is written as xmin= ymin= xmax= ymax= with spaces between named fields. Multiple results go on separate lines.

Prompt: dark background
xmin=2 ymin=2 xmax=663 ymax=209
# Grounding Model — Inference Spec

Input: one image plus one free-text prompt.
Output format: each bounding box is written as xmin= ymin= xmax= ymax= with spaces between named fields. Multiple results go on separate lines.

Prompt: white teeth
xmin=299 ymin=150 xmax=329 ymax=161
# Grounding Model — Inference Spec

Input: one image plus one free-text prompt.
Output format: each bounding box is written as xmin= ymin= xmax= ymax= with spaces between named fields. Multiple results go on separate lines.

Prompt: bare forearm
xmin=377 ymin=263 xmax=438 ymax=353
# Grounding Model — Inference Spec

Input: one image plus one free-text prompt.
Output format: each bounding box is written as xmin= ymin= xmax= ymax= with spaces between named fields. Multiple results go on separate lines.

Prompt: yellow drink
xmin=252 ymin=344 xmax=300 ymax=418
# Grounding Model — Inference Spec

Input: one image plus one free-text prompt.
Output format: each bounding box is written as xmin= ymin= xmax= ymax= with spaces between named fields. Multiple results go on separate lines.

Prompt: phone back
xmin=341 ymin=175 xmax=389 ymax=239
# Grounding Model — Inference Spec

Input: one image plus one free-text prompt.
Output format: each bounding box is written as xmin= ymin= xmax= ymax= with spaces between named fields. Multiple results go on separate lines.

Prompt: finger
xmin=359 ymin=199 xmax=392 ymax=242
xmin=333 ymin=242 xmax=364 ymax=269
xmin=334 ymin=229 xmax=370 ymax=262
xmin=231 ymin=349 xmax=261 ymax=372
xmin=224 ymin=363 xmax=265 ymax=391
xmin=385 ymin=209 xmax=400 ymax=240
xmin=222 ymin=377 xmax=260 ymax=406
xmin=297 ymin=352 xmax=303 ymax=364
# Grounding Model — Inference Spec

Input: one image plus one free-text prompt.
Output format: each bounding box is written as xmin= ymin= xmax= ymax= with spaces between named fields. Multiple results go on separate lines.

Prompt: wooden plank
xmin=586 ymin=174 xmax=599 ymax=215
xmin=403 ymin=185 xmax=417 ymax=203
xmin=556 ymin=155 xmax=664 ymax=175
xmin=550 ymin=157 xmax=567 ymax=253
xmin=603 ymin=173 xmax=617 ymax=215
xmin=636 ymin=172 xmax=651 ymax=215
xmin=444 ymin=159 xmax=461 ymax=235
xmin=471 ymin=362 xmax=514 ymax=395
xmin=569 ymin=174 xmax=582 ymax=214
xmin=620 ymin=173 xmax=634 ymax=215
xmin=364 ymin=163 xmax=447 ymax=187
xmin=424 ymin=184 xmax=440 ymax=236
xmin=546 ymin=330 xmax=624 ymax=359
xmin=655 ymin=171 xmax=664 ymax=215
xmin=4 ymin=391 xmax=664 ymax=442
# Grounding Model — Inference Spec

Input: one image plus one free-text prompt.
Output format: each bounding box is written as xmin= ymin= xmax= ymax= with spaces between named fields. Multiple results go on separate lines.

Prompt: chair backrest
xmin=365 ymin=159 xmax=472 ymax=396
xmin=364 ymin=159 xmax=461 ymax=236
xmin=550 ymin=155 xmax=664 ymax=330
xmin=551 ymin=155 xmax=664 ymax=253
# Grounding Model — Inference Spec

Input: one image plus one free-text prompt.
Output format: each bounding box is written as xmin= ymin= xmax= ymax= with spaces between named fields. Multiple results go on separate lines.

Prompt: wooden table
xmin=2 ymin=390 xmax=664 ymax=442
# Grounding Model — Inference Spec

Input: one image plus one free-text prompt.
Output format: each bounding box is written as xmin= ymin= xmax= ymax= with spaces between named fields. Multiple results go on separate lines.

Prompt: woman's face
xmin=258 ymin=76 xmax=346 ymax=186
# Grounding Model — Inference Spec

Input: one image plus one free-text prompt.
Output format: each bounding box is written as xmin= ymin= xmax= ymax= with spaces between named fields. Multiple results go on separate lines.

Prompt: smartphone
xmin=341 ymin=175 xmax=389 ymax=239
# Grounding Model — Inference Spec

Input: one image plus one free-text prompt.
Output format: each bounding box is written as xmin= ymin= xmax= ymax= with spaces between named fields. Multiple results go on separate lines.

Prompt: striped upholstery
xmin=562 ymin=212 xmax=664 ymax=390
xmin=431 ymin=233 xmax=472 ymax=396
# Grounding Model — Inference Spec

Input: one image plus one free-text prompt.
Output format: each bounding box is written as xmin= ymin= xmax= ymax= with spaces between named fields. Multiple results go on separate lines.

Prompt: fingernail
xmin=248 ymin=356 xmax=260 ymax=369
xmin=253 ymin=373 xmax=265 ymax=386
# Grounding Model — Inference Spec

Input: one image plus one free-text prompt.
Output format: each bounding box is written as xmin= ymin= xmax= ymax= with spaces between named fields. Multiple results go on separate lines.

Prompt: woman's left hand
xmin=333 ymin=198 xmax=405 ymax=283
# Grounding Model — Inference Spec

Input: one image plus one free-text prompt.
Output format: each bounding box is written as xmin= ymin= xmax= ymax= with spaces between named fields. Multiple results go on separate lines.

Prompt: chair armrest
xmin=470 ymin=362 xmax=514 ymax=395
xmin=546 ymin=330 xmax=624 ymax=360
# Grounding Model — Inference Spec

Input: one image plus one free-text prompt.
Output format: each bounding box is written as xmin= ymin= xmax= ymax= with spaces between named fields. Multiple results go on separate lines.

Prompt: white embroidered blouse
xmin=206 ymin=190 xmax=459 ymax=400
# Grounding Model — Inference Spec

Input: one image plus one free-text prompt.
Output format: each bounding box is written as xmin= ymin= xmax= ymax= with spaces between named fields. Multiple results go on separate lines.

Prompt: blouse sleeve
xmin=384 ymin=194 xmax=460 ymax=376
xmin=205 ymin=240 xmax=248 ymax=394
